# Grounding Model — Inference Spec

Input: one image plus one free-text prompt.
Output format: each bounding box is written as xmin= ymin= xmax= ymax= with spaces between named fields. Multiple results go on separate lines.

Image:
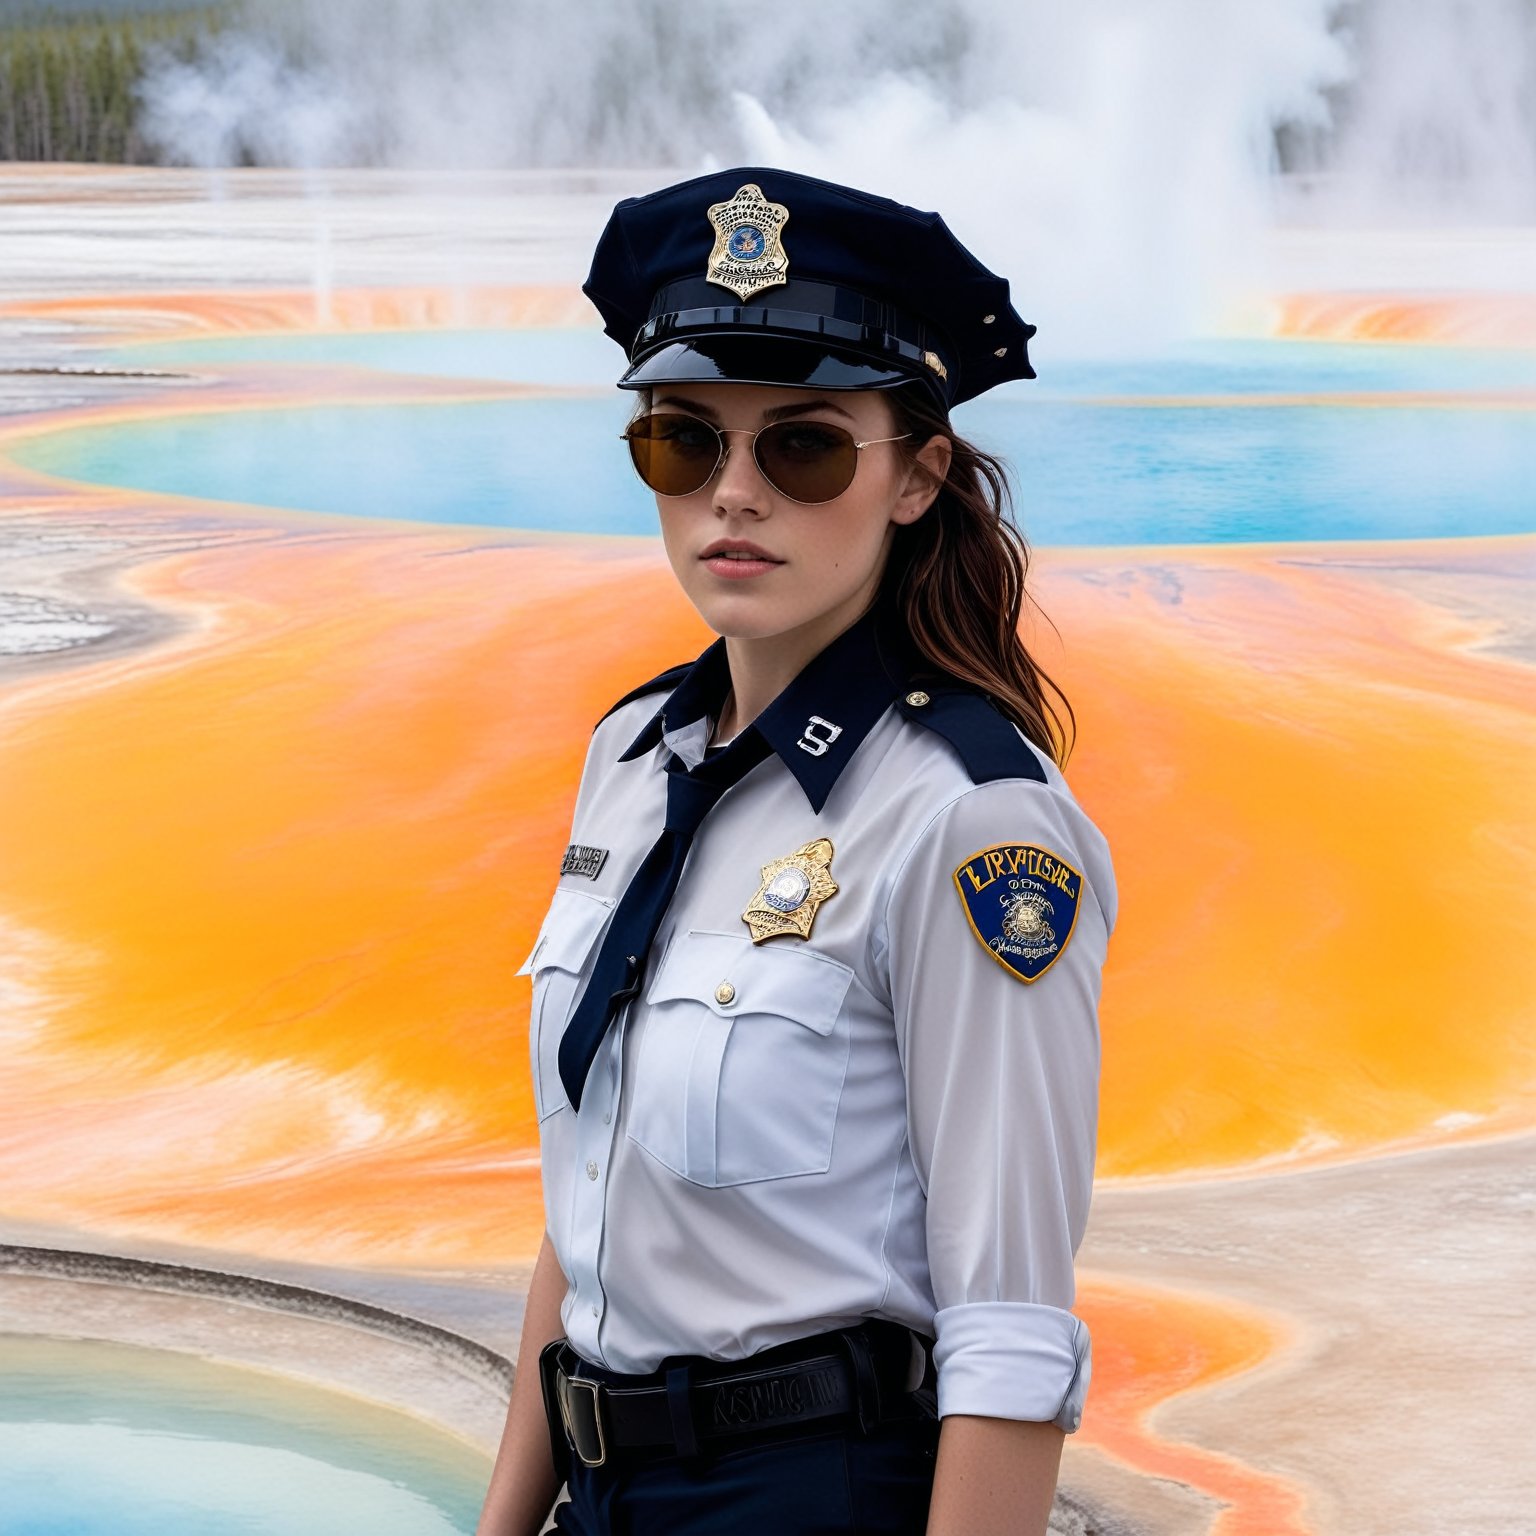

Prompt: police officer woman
xmin=476 ymin=168 xmax=1115 ymax=1536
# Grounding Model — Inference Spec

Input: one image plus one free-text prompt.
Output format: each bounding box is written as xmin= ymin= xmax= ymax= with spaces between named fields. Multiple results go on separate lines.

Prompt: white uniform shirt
xmin=517 ymin=613 xmax=1115 ymax=1431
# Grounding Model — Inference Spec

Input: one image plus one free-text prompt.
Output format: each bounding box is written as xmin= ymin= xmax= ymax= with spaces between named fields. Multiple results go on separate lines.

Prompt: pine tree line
xmin=0 ymin=7 xmax=229 ymax=164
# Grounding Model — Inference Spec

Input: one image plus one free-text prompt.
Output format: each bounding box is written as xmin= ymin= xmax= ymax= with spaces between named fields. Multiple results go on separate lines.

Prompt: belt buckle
xmin=556 ymin=1371 xmax=608 ymax=1468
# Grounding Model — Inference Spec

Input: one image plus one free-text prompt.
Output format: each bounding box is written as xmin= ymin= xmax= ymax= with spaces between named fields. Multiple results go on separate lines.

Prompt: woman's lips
xmin=702 ymin=553 xmax=782 ymax=579
xmin=700 ymin=544 xmax=783 ymax=580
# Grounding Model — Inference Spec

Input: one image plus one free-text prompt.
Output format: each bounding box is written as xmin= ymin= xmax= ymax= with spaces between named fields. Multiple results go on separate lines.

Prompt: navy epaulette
xmin=596 ymin=661 xmax=692 ymax=728
xmin=895 ymin=688 xmax=1048 ymax=785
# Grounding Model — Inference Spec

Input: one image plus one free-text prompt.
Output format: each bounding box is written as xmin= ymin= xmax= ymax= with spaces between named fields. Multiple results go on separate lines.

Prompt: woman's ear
xmin=893 ymin=433 xmax=952 ymax=525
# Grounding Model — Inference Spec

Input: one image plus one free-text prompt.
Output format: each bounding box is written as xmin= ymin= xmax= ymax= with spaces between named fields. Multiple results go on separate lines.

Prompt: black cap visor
xmin=618 ymin=334 xmax=923 ymax=398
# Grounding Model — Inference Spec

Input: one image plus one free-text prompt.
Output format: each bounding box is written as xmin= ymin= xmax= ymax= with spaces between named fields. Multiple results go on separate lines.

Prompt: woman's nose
xmin=711 ymin=431 xmax=772 ymax=516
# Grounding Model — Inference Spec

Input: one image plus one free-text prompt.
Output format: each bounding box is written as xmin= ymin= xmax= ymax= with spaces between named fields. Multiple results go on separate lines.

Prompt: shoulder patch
xmin=953 ymin=843 xmax=1082 ymax=983
xmin=596 ymin=660 xmax=692 ymax=728
xmin=897 ymin=690 xmax=1047 ymax=785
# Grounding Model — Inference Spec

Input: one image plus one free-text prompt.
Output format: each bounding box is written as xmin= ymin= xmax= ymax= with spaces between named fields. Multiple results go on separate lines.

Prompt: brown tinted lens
xmin=625 ymin=412 xmax=722 ymax=496
xmin=755 ymin=419 xmax=860 ymax=503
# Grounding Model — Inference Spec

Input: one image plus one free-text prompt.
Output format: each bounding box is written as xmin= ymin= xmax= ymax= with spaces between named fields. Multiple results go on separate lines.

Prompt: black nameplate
xmin=561 ymin=844 xmax=609 ymax=880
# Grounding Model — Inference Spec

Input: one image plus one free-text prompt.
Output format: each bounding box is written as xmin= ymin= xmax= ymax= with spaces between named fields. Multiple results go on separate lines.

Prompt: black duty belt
xmin=539 ymin=1319 xmax=935 ymax=1473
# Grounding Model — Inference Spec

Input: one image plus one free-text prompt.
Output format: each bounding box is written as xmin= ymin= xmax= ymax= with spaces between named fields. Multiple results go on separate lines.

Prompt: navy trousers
xmin=550 ymin=1414 xmax=941 ymax=1535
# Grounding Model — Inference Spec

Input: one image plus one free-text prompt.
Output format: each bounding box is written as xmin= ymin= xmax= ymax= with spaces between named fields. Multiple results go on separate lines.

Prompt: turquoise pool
xmin=0 ymin=1335 xmax=490 ymax=1536
xmin=13 ymin=330 xmax=1533 ymax=545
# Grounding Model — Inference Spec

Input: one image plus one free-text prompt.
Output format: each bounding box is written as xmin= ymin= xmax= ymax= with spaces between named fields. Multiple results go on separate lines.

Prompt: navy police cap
xmin=582 ymin=166 xmax=1036 ymax=411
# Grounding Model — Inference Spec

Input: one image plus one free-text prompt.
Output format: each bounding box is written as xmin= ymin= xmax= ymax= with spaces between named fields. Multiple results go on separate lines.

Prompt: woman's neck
xmin=716 ymin=593 xmax=878 ymax=740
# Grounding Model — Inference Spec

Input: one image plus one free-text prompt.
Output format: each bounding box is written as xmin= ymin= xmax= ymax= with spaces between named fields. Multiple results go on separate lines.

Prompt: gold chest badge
xmin=743 ymin=838 xmax=837 ymax=943
xmin=706 ymin=183 xmax=790 ymax=302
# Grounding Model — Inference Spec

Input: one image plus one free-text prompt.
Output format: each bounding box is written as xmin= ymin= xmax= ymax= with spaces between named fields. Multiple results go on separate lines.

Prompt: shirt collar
xmin=618 ymin=605 xmax=915 ymax=812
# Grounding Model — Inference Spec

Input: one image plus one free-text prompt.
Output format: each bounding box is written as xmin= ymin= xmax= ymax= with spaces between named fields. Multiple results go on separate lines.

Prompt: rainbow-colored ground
xmin=2 ymin=282 xmax=1531 ymax=1534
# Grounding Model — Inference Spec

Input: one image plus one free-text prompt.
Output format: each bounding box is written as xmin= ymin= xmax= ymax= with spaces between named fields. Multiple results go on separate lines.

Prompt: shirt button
xmin=603 ymin=1110 xmax=611 ymax=1124
xmin=714 ymin=981 xmax=736 ymax=1005
xmin=591 ymin=1304 xmax=599 ymax=1317
xmin=586 ymin=1160 xmax=599 ymax=1180
xmin=905 ymin=690 xmax=931 ymax=708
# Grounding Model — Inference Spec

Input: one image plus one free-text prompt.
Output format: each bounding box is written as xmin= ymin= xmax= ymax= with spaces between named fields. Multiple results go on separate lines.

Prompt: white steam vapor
xmin=1289 ymin=0 xmax=1536 ymax=222
xmin=133 ymin=0 xmax=1536 ymax=345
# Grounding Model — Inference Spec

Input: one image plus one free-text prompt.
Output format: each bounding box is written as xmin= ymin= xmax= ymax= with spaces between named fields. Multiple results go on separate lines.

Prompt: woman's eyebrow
xmin=651 ymin=395 xmax=858 ymax=424
xmin=653 ymin=394 xmax=719 ymax=419
xmin=763 ymin=399 xmax=857 ymax=423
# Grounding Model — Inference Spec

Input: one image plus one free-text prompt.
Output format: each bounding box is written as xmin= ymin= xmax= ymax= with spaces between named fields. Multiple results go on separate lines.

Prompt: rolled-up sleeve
xmin=880 ymin=777 xmax=1113 ymax=1431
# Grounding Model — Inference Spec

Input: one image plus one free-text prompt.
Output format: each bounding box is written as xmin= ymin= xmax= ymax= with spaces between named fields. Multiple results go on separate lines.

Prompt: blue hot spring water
xmin=0 ymin=1335 xmax=490 ymax=1536
xmin=10 ymin=329 xmax=1534 ymax=546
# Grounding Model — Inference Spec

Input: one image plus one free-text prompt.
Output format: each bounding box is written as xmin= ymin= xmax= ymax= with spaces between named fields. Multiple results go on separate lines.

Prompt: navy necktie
xmin=557 ymin=730 xmax=771 ymax=1111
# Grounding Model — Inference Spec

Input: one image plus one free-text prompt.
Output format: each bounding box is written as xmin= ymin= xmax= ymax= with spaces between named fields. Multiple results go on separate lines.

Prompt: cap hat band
xmin=617 ymin=335 xmax=917 ymax=399
xmin=632 ymin=276 xmax=975 ymax=402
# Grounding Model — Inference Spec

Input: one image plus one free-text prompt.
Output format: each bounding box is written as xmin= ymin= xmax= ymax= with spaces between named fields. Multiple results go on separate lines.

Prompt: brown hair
xmin=881 ymin=384 xmax=1075 ymax=765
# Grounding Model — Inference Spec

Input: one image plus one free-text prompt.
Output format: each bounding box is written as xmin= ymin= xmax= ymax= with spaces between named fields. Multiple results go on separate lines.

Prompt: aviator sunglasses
xmin=622 ymin=411 xmax=910 ymax=505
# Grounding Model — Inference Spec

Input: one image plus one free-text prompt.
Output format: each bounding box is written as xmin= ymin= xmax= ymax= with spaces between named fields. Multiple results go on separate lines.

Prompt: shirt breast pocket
xmin=516 ymin=886 xmax=615 ymax=1122
xmin=626 ymin=929 xmax=855 ymax=1187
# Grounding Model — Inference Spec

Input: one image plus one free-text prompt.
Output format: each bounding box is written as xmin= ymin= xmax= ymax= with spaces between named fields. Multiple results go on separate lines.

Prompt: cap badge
xmin=706 ymin=183 xmax=790 ymax=301
xmin=743 ymin=838 xmax=837 ymax=943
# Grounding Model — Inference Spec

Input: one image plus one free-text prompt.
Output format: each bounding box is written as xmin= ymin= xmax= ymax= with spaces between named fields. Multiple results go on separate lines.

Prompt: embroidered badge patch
xmin=560 ymin=843 xmax=609 ymax=880
xmin=953 ymin=843 xmax=1082 ymax=983
xmin=743 ymin=838 xmax=837 ymax=944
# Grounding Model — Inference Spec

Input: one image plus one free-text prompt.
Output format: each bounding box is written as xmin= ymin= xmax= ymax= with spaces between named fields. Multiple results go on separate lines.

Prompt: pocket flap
xmin=516 ymin=886 xmax=615 ymax=977
xmin=646 ymin=930 xmax=854 ymax=1036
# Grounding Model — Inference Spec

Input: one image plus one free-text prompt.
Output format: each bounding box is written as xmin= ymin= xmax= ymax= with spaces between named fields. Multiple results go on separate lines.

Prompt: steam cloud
xmin=134 ymin=0 xmax=1536 ymax=345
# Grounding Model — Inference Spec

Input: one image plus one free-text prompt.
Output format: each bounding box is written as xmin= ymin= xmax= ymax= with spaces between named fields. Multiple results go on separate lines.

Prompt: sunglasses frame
xmin=621 ymin=411 xmax=911 ymax=505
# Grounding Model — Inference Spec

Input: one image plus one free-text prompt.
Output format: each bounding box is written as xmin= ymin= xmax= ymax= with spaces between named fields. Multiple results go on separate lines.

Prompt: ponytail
xmin=881 ymin=385 xmax=1075 ymax=766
